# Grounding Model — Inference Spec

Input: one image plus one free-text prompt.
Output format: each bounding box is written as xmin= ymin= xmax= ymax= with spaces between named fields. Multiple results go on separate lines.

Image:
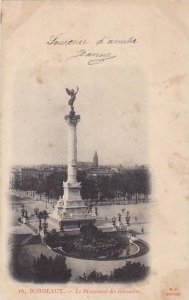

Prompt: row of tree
xmin=80 ymin=168 xmax=150 ymax=201
xmin=79 ymin=261 xmax=150 ymax=282
xmin=20 ymin=167 xmax=151 ymax=202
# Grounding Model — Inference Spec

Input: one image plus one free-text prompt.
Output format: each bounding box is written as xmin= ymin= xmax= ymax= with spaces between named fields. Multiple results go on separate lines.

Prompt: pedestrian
xmin=141 ymin=227 xmax=144 ymax=234
xmin=83 ymin=273 xmax=87 ymax=281
xmin=89 ymin=204 xmax=93 ymax=213
xmin=95 ymin=206 xmax=98 ymax=216
xmin=135 ymin=216 xmax=137 ymax=222
xmin=25 ymin=210 xmax=28 ymax=219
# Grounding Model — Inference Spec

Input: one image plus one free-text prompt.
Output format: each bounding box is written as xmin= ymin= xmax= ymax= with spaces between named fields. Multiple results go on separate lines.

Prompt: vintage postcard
xmin=1 ymin=1 xmax=189 ymax=300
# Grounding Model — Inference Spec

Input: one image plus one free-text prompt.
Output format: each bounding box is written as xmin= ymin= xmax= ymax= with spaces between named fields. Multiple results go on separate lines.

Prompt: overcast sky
xmin=5 ymin=2 xmax=150 ymax=166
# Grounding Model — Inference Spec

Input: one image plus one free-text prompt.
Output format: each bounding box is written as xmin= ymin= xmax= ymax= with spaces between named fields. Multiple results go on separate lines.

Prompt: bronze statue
xmin=66 ymin=86 xmax=79 ymax=111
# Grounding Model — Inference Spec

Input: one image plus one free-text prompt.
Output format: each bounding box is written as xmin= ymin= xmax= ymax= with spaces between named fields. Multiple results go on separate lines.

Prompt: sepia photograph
xmin=1 ymin=1 xmax=189 ymax=299
xmin=9 ymin=82 xmax=151 ymax=283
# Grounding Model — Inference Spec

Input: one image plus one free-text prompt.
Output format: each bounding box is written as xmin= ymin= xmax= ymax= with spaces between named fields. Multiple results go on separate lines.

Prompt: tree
xmin=46 ymin=172 xmax=66 ymax=199
xmin=110 ymin=261 xmax=150 ymax=282
xmin=96 ymin=176 xmax=111 ymax=200
xmin=84 ymin=179 xmax=98 ymax=200
xmin=79 ymin=270 xmax=108 ymax=282
xmin=32 ymin=254 xmax=71 ymax=282
xmin=80 ymin=224 xmax=99 ymax=244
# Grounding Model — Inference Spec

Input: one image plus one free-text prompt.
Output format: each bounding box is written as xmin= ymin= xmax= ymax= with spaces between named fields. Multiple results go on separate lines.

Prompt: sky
xmin=4 ymin=1 xmax=151 ymax=166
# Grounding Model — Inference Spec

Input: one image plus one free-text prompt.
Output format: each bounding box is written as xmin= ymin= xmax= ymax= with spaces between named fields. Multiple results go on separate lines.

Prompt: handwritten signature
xmin=66 ymin=49 xmax=116 ymax=65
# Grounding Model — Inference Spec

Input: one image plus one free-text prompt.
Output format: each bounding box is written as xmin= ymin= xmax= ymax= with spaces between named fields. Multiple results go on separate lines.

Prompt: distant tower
xmin=93 ymin=151 xmax=98 ymax=167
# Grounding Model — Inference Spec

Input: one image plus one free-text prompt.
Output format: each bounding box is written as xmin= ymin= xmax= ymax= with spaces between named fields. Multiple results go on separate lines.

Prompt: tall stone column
xmin=66 ymin=113 xmax=80 ymax=184
xmin=63 ymin=111 xmax=84 ymax=211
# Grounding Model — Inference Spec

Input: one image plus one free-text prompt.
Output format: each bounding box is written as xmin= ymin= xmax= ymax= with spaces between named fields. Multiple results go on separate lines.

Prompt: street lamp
xmin=118 ymin=213 xmax=122 ymax=222
xmin=126 ymin=216 xmax=130 ymax=226
xmin=112 ymin=217 xmax=116 ymax=226
xmin=42 ymin=219 xmax=48 ymax=233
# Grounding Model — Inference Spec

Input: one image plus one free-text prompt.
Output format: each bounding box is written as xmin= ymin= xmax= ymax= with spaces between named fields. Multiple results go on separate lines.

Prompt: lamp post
xmin=38 ymin=211 xmax=43 ymax=233
xmin=126 ymin=216 xmax=130 ymax=226
xmin=42 ymin=219 xmax=48 ymax=233
xmin=24 ymin=210 xmax=28 ymax=219
xmin=118 ymin=213 xmax=122 ymax=222
xmin=112 ymin=217 xmax=116 ymax=227
xmin=59 ymin=221 xmax=64 ymax=231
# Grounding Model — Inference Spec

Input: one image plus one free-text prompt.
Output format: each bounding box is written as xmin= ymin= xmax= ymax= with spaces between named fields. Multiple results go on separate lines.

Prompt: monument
xmin=50 ymin=87 xmax=96 ymax=227
xmin=45 ymin=88 xmax=149 ymax=262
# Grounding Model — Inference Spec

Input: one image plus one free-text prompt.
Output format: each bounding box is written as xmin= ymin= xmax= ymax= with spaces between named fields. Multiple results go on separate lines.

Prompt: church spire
xmin=93 ymin=150 xmax=98 ymax=167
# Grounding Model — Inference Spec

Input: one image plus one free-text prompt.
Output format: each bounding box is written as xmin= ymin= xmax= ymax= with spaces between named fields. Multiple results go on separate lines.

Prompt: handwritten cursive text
xmin=47 ymin=33 xmax=88 ymax=46
xmin=67 ymin=49 xmax=116 ymax=65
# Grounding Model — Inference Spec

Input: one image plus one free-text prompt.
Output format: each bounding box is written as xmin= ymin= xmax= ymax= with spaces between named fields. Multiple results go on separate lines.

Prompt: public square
xmin=9 ymin=190 xmax=151 ymax=281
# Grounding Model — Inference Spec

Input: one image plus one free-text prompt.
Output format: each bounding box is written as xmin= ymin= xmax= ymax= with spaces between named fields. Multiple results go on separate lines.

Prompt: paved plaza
xmin=9 ymin=190 xmax=151 ymax=280
xmin=10 ymin=190 xmax=150 ymax=240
